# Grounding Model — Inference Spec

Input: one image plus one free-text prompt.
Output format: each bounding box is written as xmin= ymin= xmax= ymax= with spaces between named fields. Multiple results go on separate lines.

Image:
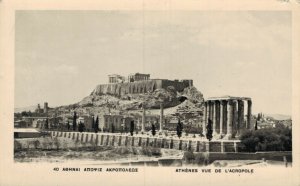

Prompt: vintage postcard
xmin=0 ymin=0 xmax=300 ymax=185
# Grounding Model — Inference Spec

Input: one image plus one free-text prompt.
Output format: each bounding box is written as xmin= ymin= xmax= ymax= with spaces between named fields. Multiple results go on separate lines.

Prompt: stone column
xmin=122 ymin=117 xmax=125 ymax=133
xmin=247 ymin=100 xmax=252 ymax=129
xmin=141 ymin=104 xmax=145 ymax=133
xmin=212 ymin=101 xmax=217 ymax=136
xmin=202 ymin=102 xmax=207 ymax=136
xmin=232 ymin=100 xmax=238 ymax=138
xmin=237 ymin=100 xmax=244 ymax=135
xmin=219 ymin=101 xmax=224 ymax=137
xmin=207 ymin=101 xmax=212 ymax=137
xmin=224 ymin=100 xmax=233 ymax=140
xmin=159 ymin=103 xmax=163 ymax=132
xmin=207 ymin=101 xmax=212 ymax=120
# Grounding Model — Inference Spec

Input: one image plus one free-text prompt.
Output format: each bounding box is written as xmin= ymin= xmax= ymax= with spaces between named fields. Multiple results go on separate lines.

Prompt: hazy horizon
xmin=15 ymin=11 xmax=292 ymax=115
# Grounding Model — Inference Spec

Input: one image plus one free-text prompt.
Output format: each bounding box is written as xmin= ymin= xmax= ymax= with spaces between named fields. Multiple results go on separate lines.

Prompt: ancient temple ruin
xmin=91 ymin=73 xmax=193 ymax=96
xmin=202 ymin=96 xmax=252 ymax=140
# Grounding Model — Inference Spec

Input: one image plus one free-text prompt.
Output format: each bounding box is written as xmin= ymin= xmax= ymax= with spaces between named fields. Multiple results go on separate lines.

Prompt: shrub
xmin=206 ymin=119 xmax=213 ymax=141
xmin=240 ymin=125 xmax=292 ymax=152
xmin=194 ymin=152 xmax=210 ymax=165
xmin=141 ymin=146 xmax=161 ymax=157
xmin=33 ymin=140 xmax=40 ymax=149
xmin=151 ymin=124 xmax=156 ymax=136
xmin=176 ymin=120 xmax=183 ymax=138
xmin=183 ymin=150 xmax=195 ymax=164
xmin=14 ymin=140 xmax=22 ymax=152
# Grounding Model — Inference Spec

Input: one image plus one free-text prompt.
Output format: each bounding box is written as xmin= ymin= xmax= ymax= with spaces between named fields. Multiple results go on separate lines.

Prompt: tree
xmin=124 ymin=123 xmax=128 ymax=133
xmin=45 ymin=118 xmax=49 ymax=129
xmin=67 ymin=121 xmax=70 ymax=130
xmin=176 ymin=119 xmax=183 ymax=138
xmin=130 ymin=120 xmax=134 ymax=136
xmin=94 ymin=116 xmax=99 ymax=133
xmin=92 ymin=116 xmax=95 ymax=132
xmin=78 ymin=121 xmax=85 ymax=133
xmin=111 ymin=124 xmax=115 ymax=133
xmin=21 ymin=111 xmax=29 ymax=117
xmin=73 ymin=111 xmax=77 ymax=131
xmin=33 ymin=140 xmax=40 ymax=149
xmin=151 ymin=123 xmax=156 ymax=136
xmin=240 ymin=125 xmax=292 ymax=152
xmin=206 ymin=119 xmax=213 ymax=141
xmin=255 ymin=120 xmax=258 ymax=130
xmin=257 ymin=113 xmax=261 ymax=121
xmin=199 ymin=125 xmax=204 ymax=137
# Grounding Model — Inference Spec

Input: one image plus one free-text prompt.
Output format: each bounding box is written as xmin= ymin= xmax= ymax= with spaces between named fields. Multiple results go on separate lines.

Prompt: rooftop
xmin=128 ymin=73 xmax=150 ymax=76
xmin=206 ymin=95 xmax=251 ymax=101
xmin=14 ymin=128 xmax=41 ymax=133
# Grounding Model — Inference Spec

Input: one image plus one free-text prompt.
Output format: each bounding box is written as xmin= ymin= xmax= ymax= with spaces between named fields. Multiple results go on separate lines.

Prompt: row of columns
xmin=109 ymin=76 xmax=118 ymax=83
xmin=203 ymin=99 xmax=252 ymax=140
xmin=128 ymin=74 xmax=150 ymax=82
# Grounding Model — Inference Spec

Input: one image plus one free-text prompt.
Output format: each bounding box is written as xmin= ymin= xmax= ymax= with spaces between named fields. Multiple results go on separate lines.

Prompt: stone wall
xmin=91 ymin=79 xmax=192 ymax=97
xmin=48 ymin=131 xmax=240 ymax=153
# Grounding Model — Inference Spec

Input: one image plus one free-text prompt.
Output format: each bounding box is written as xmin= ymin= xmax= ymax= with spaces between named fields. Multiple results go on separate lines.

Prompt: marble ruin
xmin=202 ymin=96 xmax=252 ymax=140
xmin=91 ymin=73 xmax=193 ymax=97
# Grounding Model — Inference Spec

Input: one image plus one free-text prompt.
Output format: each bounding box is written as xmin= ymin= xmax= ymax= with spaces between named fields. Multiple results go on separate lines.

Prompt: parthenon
xmin=202 ymin=96 xmax=252 ymax=140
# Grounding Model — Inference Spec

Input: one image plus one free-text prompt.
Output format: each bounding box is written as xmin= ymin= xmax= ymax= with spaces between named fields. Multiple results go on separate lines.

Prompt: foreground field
xmin=14 ymin=137 xmax=291 ymax=167
xmin=14 ymin=137 xmax=183 ymax=163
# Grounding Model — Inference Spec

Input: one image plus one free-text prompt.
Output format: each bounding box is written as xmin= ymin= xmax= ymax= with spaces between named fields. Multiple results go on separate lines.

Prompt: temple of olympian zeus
xmin=202 ymin=96 xmax=252 ymax=140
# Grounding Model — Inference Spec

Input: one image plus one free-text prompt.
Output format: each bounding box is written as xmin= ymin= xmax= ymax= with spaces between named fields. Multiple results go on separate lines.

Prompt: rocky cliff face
xmin=79 ymin=85 xmax=204 ymax=112
xmin=181 ymin=86 xmax=204 ymax=107
xmin=52 ymin=83 xmax=204 ymax=119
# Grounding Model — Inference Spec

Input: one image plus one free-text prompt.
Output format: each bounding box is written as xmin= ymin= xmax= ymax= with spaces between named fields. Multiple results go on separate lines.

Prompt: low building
xmin=35 ymin=119 xmax=47 ymax=128
xmin=82 ymin=116 xmax=94 ymax=131
xmin=14 ymin=128 xmax=42 ymax=138
xmin=257 ymin=121 xmax=276 ymax=129
xmin=20 ymin=116 xmax=48 ymax=128
xmin=14 ymin=120 xmax=28 ymax=128
xmin=128 ymin=73 xmax=150 ymax=82
xmin=102 ymin=114 xmax=134 ymax=132
xmin=164 ymin=118 xmax=178 ymax=130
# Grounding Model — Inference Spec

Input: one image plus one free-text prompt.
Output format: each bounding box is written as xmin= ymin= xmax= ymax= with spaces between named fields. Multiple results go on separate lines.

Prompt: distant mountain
xmin=265 ymin=114 xmax=291 ymax=120
xmin=14 ymin=105 xmax=37 ymax=113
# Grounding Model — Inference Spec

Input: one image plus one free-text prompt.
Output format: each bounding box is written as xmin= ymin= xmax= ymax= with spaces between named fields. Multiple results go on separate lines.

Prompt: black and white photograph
xmin=13 ymin=10 xmax=292 ymax=166
xmin=1 ymin=1 xmax=300 ymax=186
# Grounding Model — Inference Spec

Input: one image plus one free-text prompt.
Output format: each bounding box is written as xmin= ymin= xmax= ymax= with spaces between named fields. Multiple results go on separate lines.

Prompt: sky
xmin=15 ymin=11 xmax=292 ymax=115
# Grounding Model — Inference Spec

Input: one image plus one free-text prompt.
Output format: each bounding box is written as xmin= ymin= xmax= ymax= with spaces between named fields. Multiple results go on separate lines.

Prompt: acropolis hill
xmin=91 ymin=73 xmax=193 ymax=97
xmin=70 ymin=73 xmax=203 ymax=113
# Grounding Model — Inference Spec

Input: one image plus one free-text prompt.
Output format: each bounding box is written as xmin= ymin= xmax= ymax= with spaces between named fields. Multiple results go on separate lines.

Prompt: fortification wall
xmin=91 ymin=79 xmax=192 ymax=96
xmin=91 ymin=80 xmax=161 ymax=96
xmin=48 ymin=131 xmax=240 ymax=153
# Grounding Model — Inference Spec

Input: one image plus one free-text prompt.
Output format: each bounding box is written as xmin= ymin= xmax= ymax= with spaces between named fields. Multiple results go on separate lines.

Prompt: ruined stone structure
xmin=34 ymin=102 xmax=48 ymax=114
xmin=102 ymin=114 xmax=132 ymax=132
xmin=44 ymin=102 xmax=48 ymax=113
xmin=91 ymin=79 xmax=193 ymax=97
xmin=36 ymin=104 xmax=41 ymax=113
xmin=159 ymin=103 xmax=164 ymax=132
xmin=108 ymin=74 xmax=125 ymax=83
xmin=202 ymin=96 xmax=252 ymax=140
xmin=128 ymin=73 xmax=150 ymax=82
xmin=141 ymin=104 xmax=146 ymax=132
